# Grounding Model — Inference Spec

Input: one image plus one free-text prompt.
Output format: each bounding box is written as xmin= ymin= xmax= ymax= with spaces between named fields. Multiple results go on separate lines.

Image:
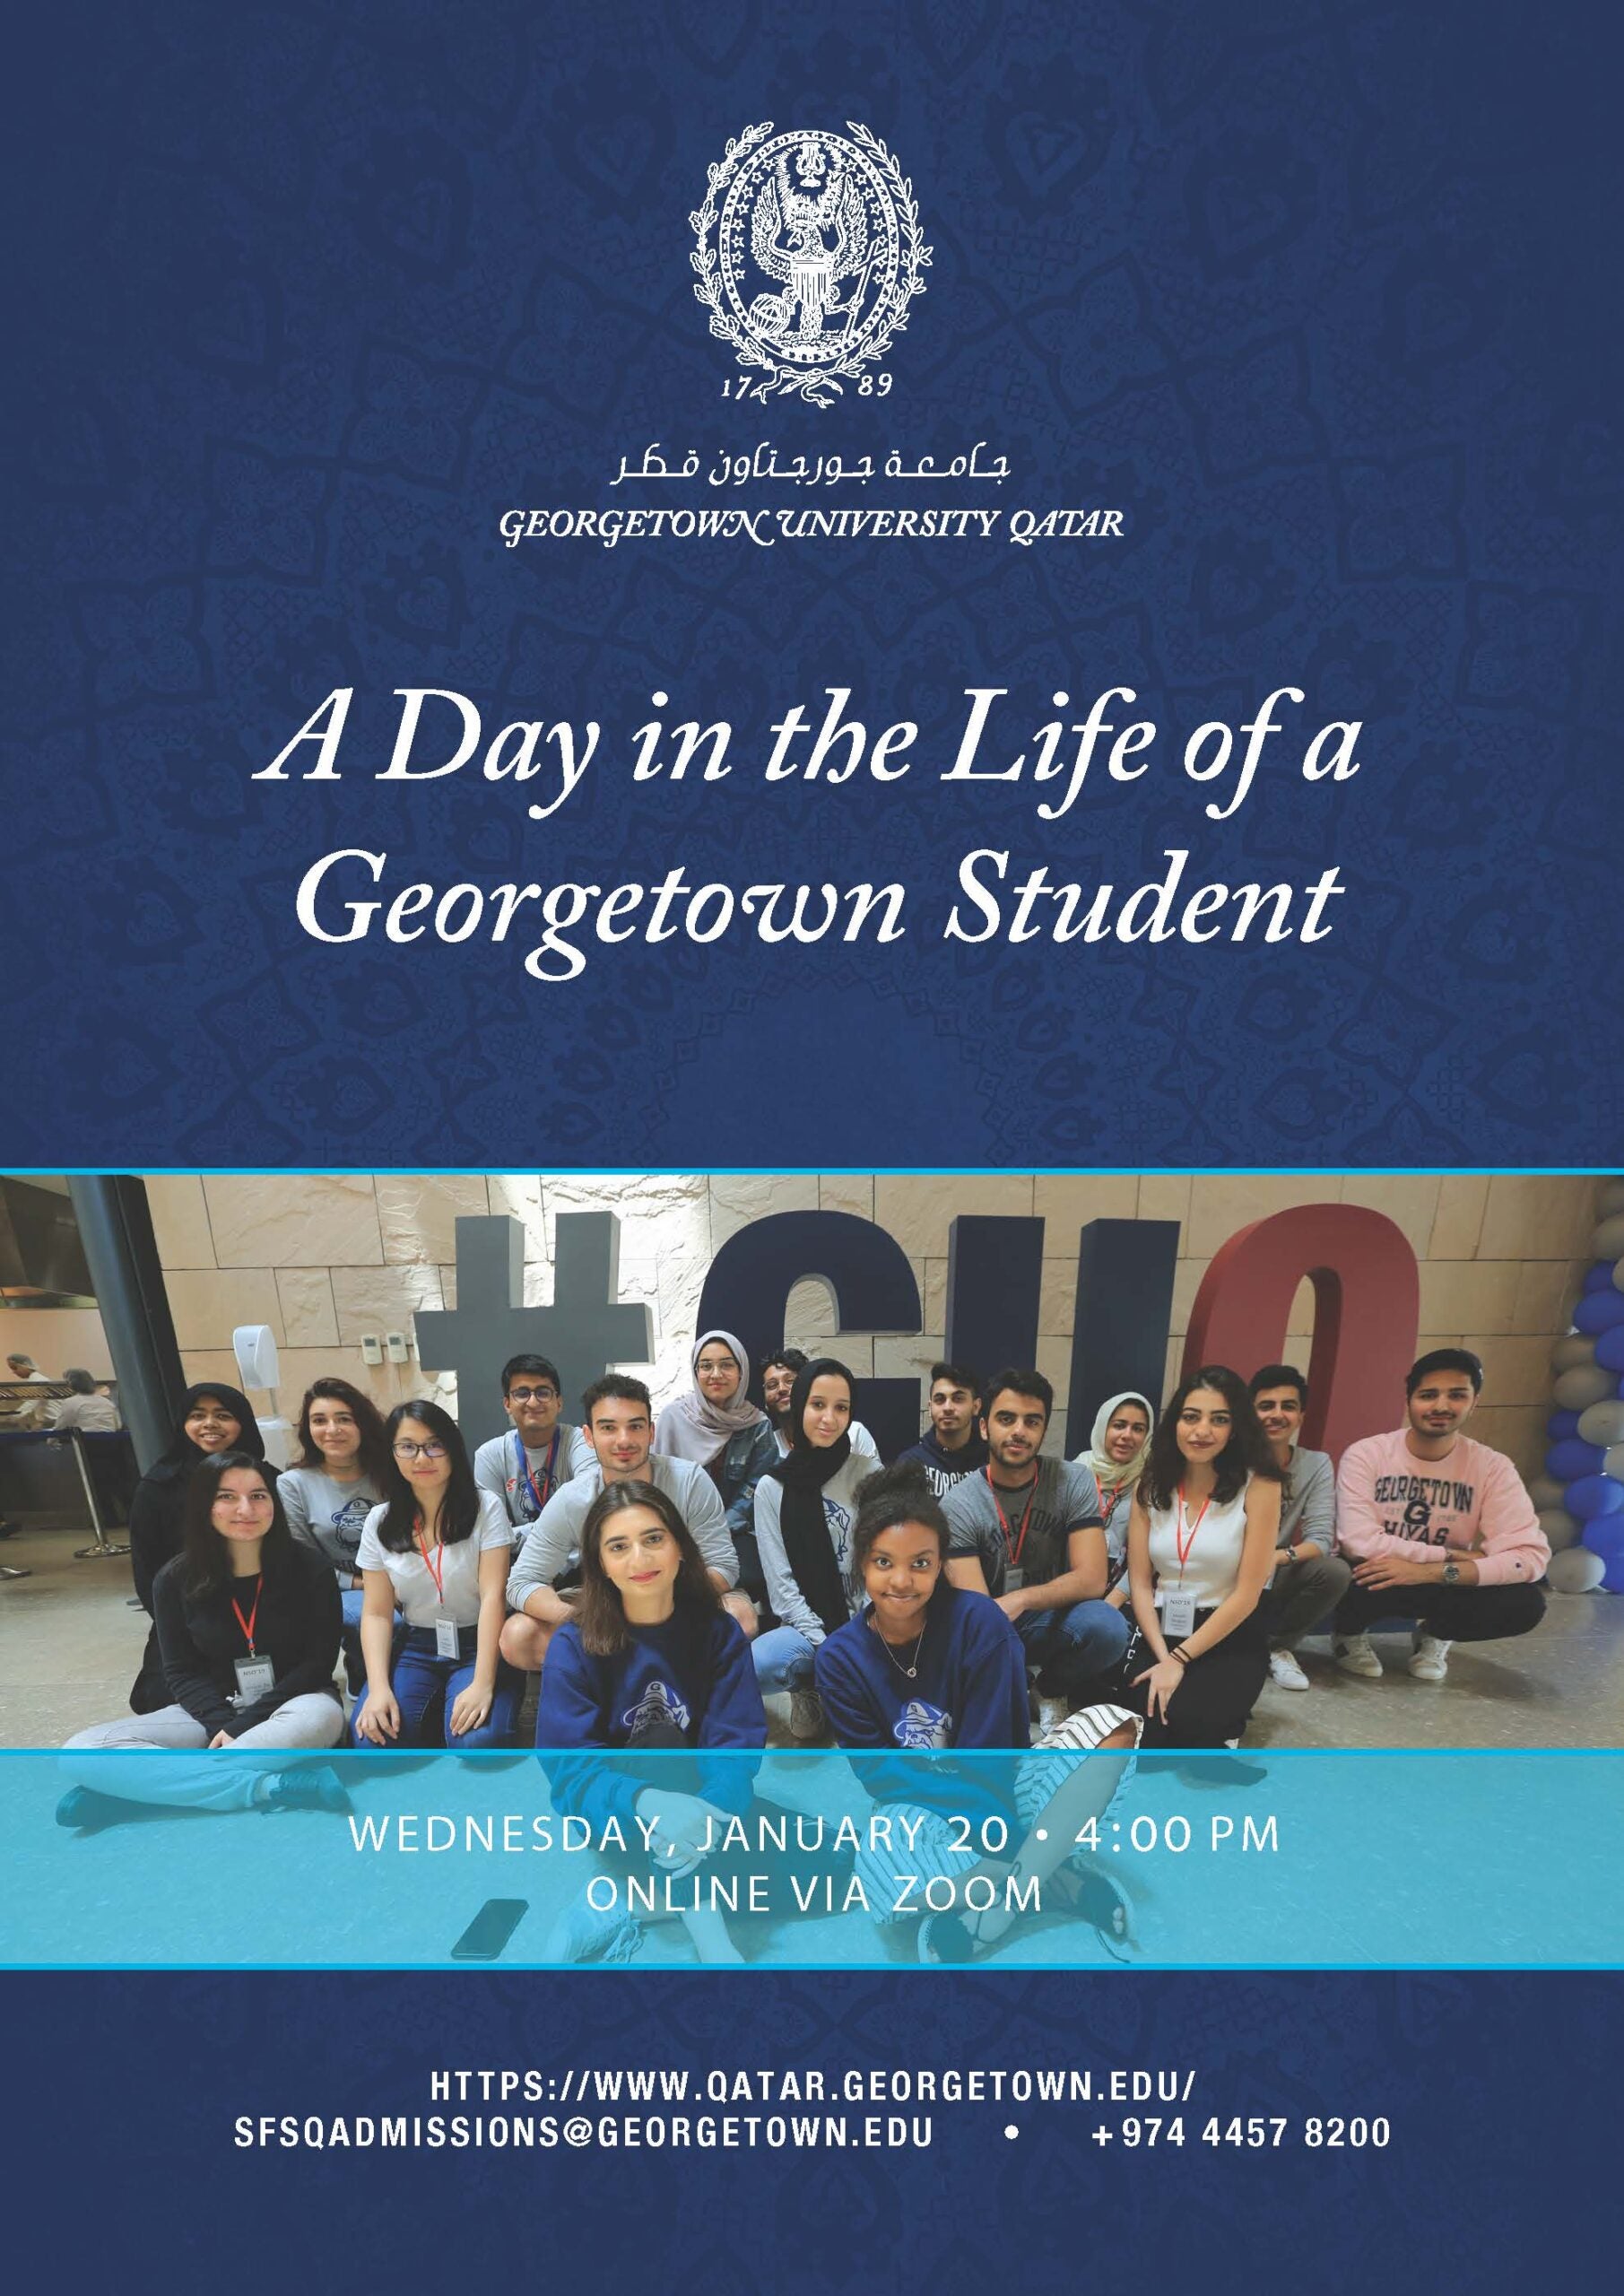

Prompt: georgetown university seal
xmin=691 ymin=124 xmax=931 ymax=404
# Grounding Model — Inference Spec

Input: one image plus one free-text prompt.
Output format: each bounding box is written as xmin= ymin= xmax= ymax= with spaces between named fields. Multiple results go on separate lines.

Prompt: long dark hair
xmin=374 ymin=1399 xmax=481 ymax=1552
xmin=573 ymin=1479 xmax=720 ymax=1657
xmin=852 ymin=1461 xmax=951 ymax=1571
xmin=296 ymin=1376 xmax=392 ymax=1485
xmin=180 ymin=1450 xmax=295 ymax=1599
xmin=1140 ymin=1365 xmax=1281 ymax=1512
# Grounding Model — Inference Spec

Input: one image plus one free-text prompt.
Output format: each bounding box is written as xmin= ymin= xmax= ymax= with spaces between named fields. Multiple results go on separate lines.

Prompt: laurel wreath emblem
xmin=690 ymin=121 xmax=932 ymax=407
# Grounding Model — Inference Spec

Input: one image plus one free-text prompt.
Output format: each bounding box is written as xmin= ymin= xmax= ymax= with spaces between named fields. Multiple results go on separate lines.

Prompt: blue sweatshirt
xmin=813 ymin=1581 xmax=1029 ymax=1824
xmin=537 ymin=1605 xmax=766 ymax=1829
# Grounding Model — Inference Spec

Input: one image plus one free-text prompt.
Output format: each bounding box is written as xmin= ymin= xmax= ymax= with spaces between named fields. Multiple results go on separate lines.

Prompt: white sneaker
xmin=1408 ymin=1632 xmax=1452 ymax=1683
xmin=1268 ymin=1648 xmax=1310 ymax=1692
xmin=788 ymin=1688 xmax=825 ymax=1740
xmin=1334 ymin=1631 xmax=1384 ymax=1679
xmin=1037 ymin=1695 xmax=1071 ymax=1735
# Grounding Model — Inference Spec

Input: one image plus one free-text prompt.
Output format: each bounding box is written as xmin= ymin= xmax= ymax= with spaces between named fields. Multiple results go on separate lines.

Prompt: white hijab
xmin=654 ymin=1328 xmax=769 ymax=1465
xmin=1077 ymin=1390 xmax=1154 ymax=1509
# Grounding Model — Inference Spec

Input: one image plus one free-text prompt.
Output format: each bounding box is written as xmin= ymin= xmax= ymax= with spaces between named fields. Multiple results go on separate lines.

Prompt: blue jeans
xmin=752 ymin=1624 xmax=819 ymax=1695
xmin=351 ymin=1626 xmax=523 ymax=1749
xmin=340 ymin=1586 xmax=405 ymax=1693
xmin=1015 ymin=1598 xmax=1131 ymax=1695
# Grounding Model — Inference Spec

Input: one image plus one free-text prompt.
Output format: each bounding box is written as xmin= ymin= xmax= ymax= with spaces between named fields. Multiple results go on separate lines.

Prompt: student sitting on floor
xmin=942 ymin=1369 xmax=1130 ymax=1736
xmin=1123 ymin=1367 xmax=1282 ymax=1750
xmin=1246 ymin=1363 xmax=1352 ymax=1693
xmin=58 ymin=1451 xmax=346 ymax=1829
xmin=1333 ymin=1348 xmax=1550 ymax=1685
xmin=351 ymin=1401 xmax=522 ymax=1750
xmin=815 ymin=1463 xmax=1141 ymax=1963
xmin=537 ymin=1479 xmax=769 ymax=1967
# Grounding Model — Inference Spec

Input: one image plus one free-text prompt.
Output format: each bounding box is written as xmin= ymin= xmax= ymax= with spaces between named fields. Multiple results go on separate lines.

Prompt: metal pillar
xmin=65 ymin=1176 xmax=187 ymax=1475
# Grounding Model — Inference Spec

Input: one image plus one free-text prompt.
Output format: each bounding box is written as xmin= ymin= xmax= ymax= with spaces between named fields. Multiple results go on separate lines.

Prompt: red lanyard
xmin=986 ymin=1466 xmax=1037 ymax=1566
xmin=230 ymin=1574 xmax=263 ymax=1654
xmin=1099 ymin=1477 xmax=1126 ymax=1518
xmin=1174 ymin=1485 xmax=1211 ymax=1575
xmin=414 ymin=1519 xmax=446 ymax=1605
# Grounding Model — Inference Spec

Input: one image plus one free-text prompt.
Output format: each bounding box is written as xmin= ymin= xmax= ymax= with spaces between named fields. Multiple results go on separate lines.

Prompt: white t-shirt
xmin=356 ymin=1492 xmax=513 ymax=1628
xmin=1146 ymin=1476 xmax=1255 ymax=1613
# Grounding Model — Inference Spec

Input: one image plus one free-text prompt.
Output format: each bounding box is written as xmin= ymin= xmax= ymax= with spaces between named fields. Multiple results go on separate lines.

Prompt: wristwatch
xmin=1441 ymin=1558 xmax=1462 ymax=1585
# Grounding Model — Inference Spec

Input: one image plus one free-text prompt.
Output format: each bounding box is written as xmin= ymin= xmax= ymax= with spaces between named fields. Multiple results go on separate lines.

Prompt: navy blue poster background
xmin=5 ymin=5 xmax=1624 ymax=2287
xmin=6 ymin=0 xmax=1623 ymax=1169
xmin=5 ymin=1972 xmax=1621 ymax=2290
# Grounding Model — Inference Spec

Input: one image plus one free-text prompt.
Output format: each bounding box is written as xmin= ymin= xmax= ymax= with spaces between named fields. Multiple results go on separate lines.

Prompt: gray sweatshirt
xmin=506 ymin=1453 xmax=736 ymax=1610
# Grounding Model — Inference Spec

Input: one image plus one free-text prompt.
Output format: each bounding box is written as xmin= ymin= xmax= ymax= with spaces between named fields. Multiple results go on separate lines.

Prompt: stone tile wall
xmin=141 ymin=1171 xmax=1608 ymax=1474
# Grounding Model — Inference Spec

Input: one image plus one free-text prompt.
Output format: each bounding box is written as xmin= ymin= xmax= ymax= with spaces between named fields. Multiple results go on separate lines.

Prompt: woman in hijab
xmin=1073 ymin=1392 xmax=1154 ymax=1591
xmin=748 ymin=1357 xmax=871 ymax=1736
xmin=654 ymin=1330 xmax=778 ymax=1606
xmin=126 ymin=1384 xmax=265 ymax=1712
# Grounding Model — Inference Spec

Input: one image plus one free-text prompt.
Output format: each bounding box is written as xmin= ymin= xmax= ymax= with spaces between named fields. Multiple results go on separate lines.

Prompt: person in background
xmin=1246 ymin=1364 xmax=1350 ymax=1692
xmin=898 ymin=1361 xmax=987 ymax=1494
xmin=503 ymin=1375 xmax=748 ymax=1677
xmin=351 ymin=1400 xmax=520 ymax=1749
xmin=655 ymin=1330 xmax=779 ymax=1607
xmin=4 ymin=1352 xmax=53 ymax=1431
xmin=1123 ymin=1367 xmax=1281 ymax=1749
xmin=5 ymin=1353 xmax=48 ymax=1382
xmin=943 ymin=1369 xmax=1130 ymax=1736
xmin=48 ymin=1369 xmax=120 ymax=1431
xmin=57 ymin=1450 xmax=346 ymax=1829
xmin=762 ymin=1346 xmax=879 ymax=1461
xmin=280 ymin=1378 xmax=395 ymax=1693
xmin=1333 ymin=1348 xmax=1550 ymax=1685
xmin=126 ymin=1385 xmax=265 ymax=1713
xmin=538 ymin=1479 xmax=769 ymax=1966
xmin=751 ymin=1357 xmax=874 ymax=1735
xmin=1073 ymin=1391 xmax=1154 ymax=1588
xmin=473 ymin=1353 xmax=593 ymax=1534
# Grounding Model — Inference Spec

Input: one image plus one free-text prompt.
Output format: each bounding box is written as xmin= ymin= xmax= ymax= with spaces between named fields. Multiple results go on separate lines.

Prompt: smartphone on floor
xmin=450 ymin=1899 xmax=529 ymax=1961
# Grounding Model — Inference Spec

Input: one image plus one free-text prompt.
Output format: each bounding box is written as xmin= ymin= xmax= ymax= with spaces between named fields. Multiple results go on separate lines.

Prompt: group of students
xmin=54 ymin=1332 xmax=1550 ymax=1959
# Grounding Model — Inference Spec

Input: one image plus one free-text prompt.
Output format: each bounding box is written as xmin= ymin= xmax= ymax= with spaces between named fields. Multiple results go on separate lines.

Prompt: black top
xmin=152 ymin=1546 xmax=341 ymax=1736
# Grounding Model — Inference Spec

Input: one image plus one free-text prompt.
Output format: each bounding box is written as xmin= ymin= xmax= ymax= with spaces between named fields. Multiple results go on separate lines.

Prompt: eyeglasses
xmin=506 ymin=1386 xmax=558 ymax=1404
xmin=393 ymin=1439 xmax=449 ymax=1461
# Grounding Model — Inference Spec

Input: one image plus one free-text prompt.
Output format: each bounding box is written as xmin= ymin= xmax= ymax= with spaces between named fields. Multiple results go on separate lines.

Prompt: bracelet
xmin=1169 ymin=1645 xmax=1191 ymax=1667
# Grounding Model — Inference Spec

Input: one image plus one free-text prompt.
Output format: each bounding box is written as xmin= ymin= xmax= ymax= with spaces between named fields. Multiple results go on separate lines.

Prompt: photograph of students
xmin=654 ymin=1329 xmax=779 ymax=1604
xmin=126 ymin=1383 xmax=265 ymax=1714
xmin=897 ymin=1361 xmax=988 ymax=1494
xmin=537 ymin=1479 xmax=768 ymax=1967
xmin=1333 ymin=1348 xmax=1550 ymax=1684
xmin=762 ymin=1347 xmax=880 ymax=1461
xmin=1246 ymin=1364 xmax=1352 ymax=1692
xmin=58 ymin=1451 xmax=346 ymax=1829
xmin=279 ymin=1378 xmax=395 ymax=1692
xmin=1123 ymin=1366 xmax=1283 ymax=1749
xmin=472 ymin=1352 xmax=593 ymax=1532
xmin=750 ymin=1357 xmax=875 ymax=1734
xmin=942 ymin=1368 xmax=1131 ymax=1735
xmin=351 ymin=1400 xmax=520 ymax=1749
xmin=1073 ymin=1390 xmax=1154 ymax=1585
xmin=815 ymin=1463 xmax=1141 ymax=1963
xmin=503 ymin=1376 xmax=747 ymax=1675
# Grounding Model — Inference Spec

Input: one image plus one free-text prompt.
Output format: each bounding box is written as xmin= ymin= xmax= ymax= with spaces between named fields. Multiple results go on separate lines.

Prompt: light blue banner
xmin=4 ymin=1749 xmax=1619 ymax=1969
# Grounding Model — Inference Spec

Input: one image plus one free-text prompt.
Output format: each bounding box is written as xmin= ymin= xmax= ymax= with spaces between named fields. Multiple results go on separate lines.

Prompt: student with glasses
xmin=473 ymin=1353 xmax=594 ymax=1533
xmin=351 ymin=1400 xmax=522 ymax=1749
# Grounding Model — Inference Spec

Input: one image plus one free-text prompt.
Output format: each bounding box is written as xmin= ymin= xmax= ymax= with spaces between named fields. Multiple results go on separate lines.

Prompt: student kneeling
xmin=1123 ymin=1369 xmax=1282 ymax=1749
xmin=351 ymin=1401 xmax=522 ymax=1750
xmin=59 ymin=1452 xmax=346 ymax=1828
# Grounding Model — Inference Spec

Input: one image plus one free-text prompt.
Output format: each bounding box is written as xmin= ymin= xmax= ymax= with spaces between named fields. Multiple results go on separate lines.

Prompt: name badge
xmin=434 ymin=1614 xmax=460 ymax=1659
xmin=1160 ymin=1587 xmax=1197 ymax=1640
xmin=233 ymin=1655 xmax=276 ymax=1702
xmin=1004 ymin=1565 xmax=1025 ymax=1593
